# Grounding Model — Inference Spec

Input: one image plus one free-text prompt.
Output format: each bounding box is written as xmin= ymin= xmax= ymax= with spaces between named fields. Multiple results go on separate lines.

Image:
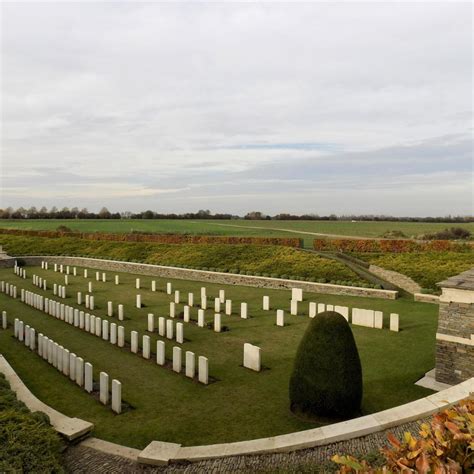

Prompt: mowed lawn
xmin=1 ymin=219 xmax=473 ymax=247
xmin=0 ymin=265 xmax=437 ymax=448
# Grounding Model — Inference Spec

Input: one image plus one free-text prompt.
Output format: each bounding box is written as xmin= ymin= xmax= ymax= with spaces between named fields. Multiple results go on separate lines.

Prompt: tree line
xmin=0 ymin=207 xmax=472 ymax=222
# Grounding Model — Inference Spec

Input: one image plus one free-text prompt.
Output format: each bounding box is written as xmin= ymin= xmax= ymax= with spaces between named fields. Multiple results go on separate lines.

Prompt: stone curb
xmin=0 ymin=255 xmax=399 ymax=299
xmin=414 ymin=293 xmax=440 ymax=304
xmin=0 ymin=355 xmax=93 ymax=440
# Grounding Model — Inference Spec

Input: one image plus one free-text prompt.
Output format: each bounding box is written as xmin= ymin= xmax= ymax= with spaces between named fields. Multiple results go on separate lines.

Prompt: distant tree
xmin=98 ymin=207 xmax=111 ymax=219
xmin=244 ymin=211 xmax=265 ymax=220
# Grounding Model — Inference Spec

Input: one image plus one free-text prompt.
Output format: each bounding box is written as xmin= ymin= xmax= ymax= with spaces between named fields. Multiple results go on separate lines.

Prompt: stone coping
xmin=0 ymin=355 xmax=93 ymax=441
xmin=414 ymin=293 xmax=440 ymax=304
xmin=137 ymin=378 xmax=473 ymax=465
xmin=0 ymin=255 xmax=399 ymax=300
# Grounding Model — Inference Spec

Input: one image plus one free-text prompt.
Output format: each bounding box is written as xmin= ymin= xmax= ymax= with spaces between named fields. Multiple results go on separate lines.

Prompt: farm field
xmin=0 ymin=264 xmax=437 ymax=448
xmin=0 ymin=235 xmax=372 ymax=288
xmin=1 ymin=219 xmax=473 ymax=247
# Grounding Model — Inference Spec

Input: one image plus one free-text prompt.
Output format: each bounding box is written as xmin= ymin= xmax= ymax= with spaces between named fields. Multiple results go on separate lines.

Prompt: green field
xmin=1 ymin=219 xmax=473 ymax=248
xmin=0 ymin=264 xmax=437 ymax=448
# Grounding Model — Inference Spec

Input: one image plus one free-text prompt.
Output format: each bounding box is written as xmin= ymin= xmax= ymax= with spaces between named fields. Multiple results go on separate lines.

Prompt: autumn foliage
xmin=332 ymin=397 xmax=474 ymax=473
xmin=313 ymin=238 xmax=472 ymax=253
xmin=0 ymin=228 xmax=302 ymax=248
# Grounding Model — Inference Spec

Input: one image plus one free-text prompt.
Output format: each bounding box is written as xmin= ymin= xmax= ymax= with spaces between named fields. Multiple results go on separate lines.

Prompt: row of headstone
xmin=32 ymin=274 xmax=47 ymax=290
xmin=53 ymin=284 xmax=66 ymax=299
xmin=148 ymin=314 xmax=184 ymax=343
xmin=41 ymin=261 xmax=49 ymax=270
xmin=11 ymin=284 xmax=211 ymax=384
xmin=13 ymin=317 xmax=122 ymax=413
xmin=1 ymin=281 xmax=17 ymax=299
xmin=13 ymin=264 xmax=26 ymax=278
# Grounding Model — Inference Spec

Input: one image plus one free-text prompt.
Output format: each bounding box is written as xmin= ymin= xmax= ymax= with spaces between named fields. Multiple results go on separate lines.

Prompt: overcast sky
xmin=1 ymin=2 xmax=472 ymax=216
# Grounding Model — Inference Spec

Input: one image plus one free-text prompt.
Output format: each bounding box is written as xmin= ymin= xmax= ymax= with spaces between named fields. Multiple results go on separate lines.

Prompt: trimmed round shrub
xmin=289 ymin=311 xmax=362 ymax=418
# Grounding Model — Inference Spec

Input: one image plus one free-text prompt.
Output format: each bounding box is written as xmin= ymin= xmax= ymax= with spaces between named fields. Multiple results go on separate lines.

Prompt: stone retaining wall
xmin=1 ymin=255 xmax=398 ymax=299
xmin=369 ymin=264 xmax=421 ymax=294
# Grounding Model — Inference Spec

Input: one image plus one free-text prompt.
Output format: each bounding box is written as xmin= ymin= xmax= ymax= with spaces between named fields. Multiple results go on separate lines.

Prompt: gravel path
xmin=64 ymin=419 xmax=426 ymax=473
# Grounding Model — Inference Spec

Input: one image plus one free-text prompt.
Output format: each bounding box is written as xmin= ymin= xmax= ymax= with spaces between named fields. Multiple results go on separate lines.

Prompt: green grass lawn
xmin=0 ymin=264 xmax=437 ymax=449
xmin=1 ymin=219 xmax=473 ymax=248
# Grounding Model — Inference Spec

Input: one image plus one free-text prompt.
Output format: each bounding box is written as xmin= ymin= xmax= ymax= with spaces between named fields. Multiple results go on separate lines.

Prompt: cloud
xmin=1 ymin=2 xmax=472 ymax=215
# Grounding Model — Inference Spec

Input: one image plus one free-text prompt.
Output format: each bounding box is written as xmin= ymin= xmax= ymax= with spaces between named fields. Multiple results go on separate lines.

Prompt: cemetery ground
xmin=0 ymin=264 xmax=437 ymax=449
xmin=0 ymin=219 xmax=473 ymax=247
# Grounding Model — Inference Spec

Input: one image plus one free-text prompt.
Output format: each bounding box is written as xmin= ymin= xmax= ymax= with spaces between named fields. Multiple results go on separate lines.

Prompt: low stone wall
xmin=3 ymin=255 xmax=399 ymax=299
xmin=369 ymin=264 xmax=421 ymax=294
xmin=414 ymin=293 xmax=440 ymax=304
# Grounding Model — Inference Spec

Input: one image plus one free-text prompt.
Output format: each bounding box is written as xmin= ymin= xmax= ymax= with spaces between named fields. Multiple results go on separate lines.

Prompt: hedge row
xmin=313 ymin=238 xmax=472 ymax=253
xmin=0 ymin=228 xmax=303 ymax=248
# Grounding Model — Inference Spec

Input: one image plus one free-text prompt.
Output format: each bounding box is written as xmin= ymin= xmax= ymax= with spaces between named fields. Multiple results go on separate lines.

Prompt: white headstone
xmin=158 ymin=317 xmax=165 ymax=336
xmin=172 ymin=346 xmax=182 ymax=373
xmin=100 ymin=372 xmax=109 ymax=405
xmin=214 ymin=313 xmax=221 ymax=332
xmin=188 ymin=292 xmax=194 ymax=306
xmin=151 ymin=280 xmax=156 ymax=292
xmin=241 ymin=302 xmax=248 ymax=319
xmin=166 ymin=319 xmax=174 ymax=340
xmin=390 ymin=313 xmax=399 ymax=332
xmin=166 ymin=282 xmax=172 ymax=294
xmin=335 ymin=305 xmax=349 ymax=321
xmin=374 ymin=311 xmax=383 ymax=329
xmin=76 ymin=357 xmax=84 ymax=386
xmin=174 ymin=290 xmax=180 ymax=304
xmin=243 ymin=343 xmax=261 ymax=372
xmin=156 ymin=340 xmax=165 ymax=365
xmin=176 ymin=322 xmax=184 ymax=344
xmin=136 ymin=294 xmax=141 ymax=309
xmin=131 ymin=331 xmax=138 ymax=353
xmin=102 ymin=319 xmax=109 ymax=340
xmin=309 ymin=302 xmax=317 ymax=318
xmin=84 ymin=362 xmax=93 ymax=393
xmin=111 ymin=379 xmax=122 ymax=414
xmin=107 ymin=301 xmax=113 ymax=317
xmin=219 ymin=289 xmax=225 ymax=303
xmin=290 ymin=300 xmax=298 ymax=316
xmin=118 ymin=326 xmax=125 ymax=347
xmin=118 ymin=304 xmax=124 ymax=321
xmin=142 ymin=335 xmax=150 ymax=359
xmin=197 ymin=309 xmax=205 ymax=328
xmin=291 ymin=288 xmax=303 ymax=302
xmin=201 ymin=295 xmax=207 ymax=310
xmin=115 ymin=275 xmax=119 ymax=285
xmin=214 ymin=298 xmax=221 ymax=313
xmin=110 ymin=323 xmax=117 ymax=344
xmin=183 ymin=305 xmax=190 ymax=323
xmin=225 ymin=300 xmax=232 ymax=315
xmin=147 ymin=313 xmax=155 ymax=332
xmin=276 ymin=310 xmax=284 ymax=327
xmin=198 ymin=356 xmax=209 ymax=384
xmin=169 ymin=302 xmax=176 ymax=318
xmin=136 ymin=278 xmax=140 ymax=289
xmin=185 ymin=351 xmax=195 ymax=378
xmin=263 ymin=296 xmax=270 ymax=311
xmin=69 ymin=353 xmax=77 ymax=381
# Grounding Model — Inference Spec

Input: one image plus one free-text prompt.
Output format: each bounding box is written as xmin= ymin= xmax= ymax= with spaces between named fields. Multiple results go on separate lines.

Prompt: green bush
xmin=289 ymin=311 xmax=362 ymax=418
xmin=0 ymin=374 xmax=64 ymax=472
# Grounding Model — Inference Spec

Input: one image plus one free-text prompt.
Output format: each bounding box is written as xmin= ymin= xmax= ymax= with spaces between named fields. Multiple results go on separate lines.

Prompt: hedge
xmin=0 ymin=228 xmax=303 ymax=248
xmin=0 ymin=374 xmax=64 ymax=472
xmin=289 ymin=311 xmax=362 ymax=418
xmin=313 ymin=238 xmax=472 ymax=253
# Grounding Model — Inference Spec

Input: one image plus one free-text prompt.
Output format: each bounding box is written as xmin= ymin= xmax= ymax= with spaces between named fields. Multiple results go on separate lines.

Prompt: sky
xmin=1 ymin=1 xmax=472 ymax=216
